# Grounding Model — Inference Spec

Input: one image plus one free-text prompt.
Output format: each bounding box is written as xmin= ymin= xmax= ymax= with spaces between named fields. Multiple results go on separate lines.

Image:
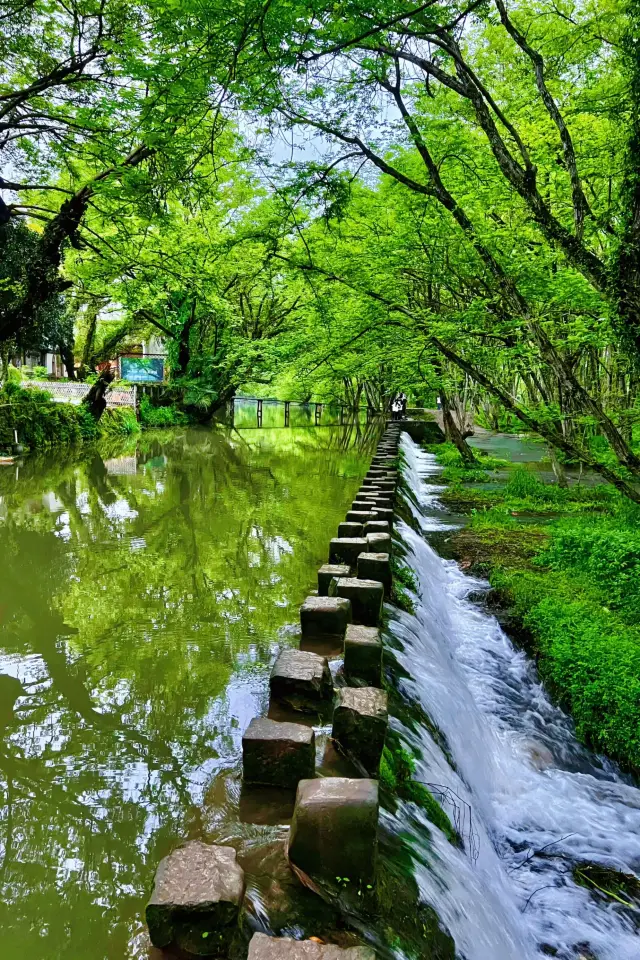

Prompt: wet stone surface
xmin=300 ymin=595 xmax=352 ymax=639
xmin=146 ymin=841 xmax=245 ymax=956
xmin=242 ymin=717 xmax=315 ymax=788
xmin=329 ymin=537 xmax=369 ymax=566
xmin=332 ymin=687 xmax=388 ymax=775
xmin=248 ymin=933 xmax=376 ymax=959
xmin=343 ymin=623 xmax=383 ymax=686
xmin=330 ymin=577 xmax=384 ymax=627
xmin=318 ymin=564 xmax=351 ymax=597
xmin=288 ymin=777 xmax=379 ymax=887
xmin=270 ymin=649 xmax=333 ymax=712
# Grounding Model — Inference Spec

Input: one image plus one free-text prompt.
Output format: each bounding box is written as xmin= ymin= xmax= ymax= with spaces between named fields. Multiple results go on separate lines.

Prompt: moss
xmin=572 ymin=862 xmax=640 ymax=909
xmin=379 ymin=740 xmax=460 ymax=846
xmin=390 ymin=555 xmax=418 ymax=614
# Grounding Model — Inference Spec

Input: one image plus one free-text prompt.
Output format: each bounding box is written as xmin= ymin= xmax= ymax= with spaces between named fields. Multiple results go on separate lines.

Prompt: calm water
xmin=0 ymin=424 xmax=377 ymax=960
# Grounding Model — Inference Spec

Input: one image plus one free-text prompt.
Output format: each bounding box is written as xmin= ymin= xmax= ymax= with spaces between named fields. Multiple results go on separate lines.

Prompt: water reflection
xmin=0 ymin=424 xmax=376 ymax=960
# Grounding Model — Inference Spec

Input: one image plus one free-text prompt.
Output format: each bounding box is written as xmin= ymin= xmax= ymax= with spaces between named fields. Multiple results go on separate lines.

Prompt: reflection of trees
xmin=0 ymin=425 xmax=375 ymax=958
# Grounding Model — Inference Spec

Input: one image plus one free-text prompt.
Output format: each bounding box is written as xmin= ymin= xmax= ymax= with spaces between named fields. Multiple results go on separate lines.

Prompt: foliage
xmin=390 ymin=556 xmax=418 ymax=613
xmin=0 ymin=382 xmax=98 ymax=450
xmin=139 ymin=396 xmax=188 ymax=428
xmin=98 ymin=408 xmax=140 ymax=438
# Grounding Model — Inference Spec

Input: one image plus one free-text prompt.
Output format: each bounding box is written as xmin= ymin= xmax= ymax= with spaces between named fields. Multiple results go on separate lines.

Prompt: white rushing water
xmin=390 ymin=436 xmax=640 ymax=960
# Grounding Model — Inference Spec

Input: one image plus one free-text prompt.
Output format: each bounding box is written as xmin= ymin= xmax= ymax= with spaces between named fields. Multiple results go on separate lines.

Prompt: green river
xmin=0 ymin=424 xmax=377 ymax=960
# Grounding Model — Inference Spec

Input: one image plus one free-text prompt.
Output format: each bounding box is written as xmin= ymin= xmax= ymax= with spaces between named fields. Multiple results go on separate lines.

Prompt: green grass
xmin=434 ymin=442 xmax=640 ymax=772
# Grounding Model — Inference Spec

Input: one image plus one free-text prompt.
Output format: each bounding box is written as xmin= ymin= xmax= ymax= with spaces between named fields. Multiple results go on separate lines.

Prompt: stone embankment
xmin=145 ymin=423 xmax=403 ymax=958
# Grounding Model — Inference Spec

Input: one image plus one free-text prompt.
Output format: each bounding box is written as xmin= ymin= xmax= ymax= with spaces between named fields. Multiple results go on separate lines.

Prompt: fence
xmin=21 ymin=380 xmax=137 ymax=409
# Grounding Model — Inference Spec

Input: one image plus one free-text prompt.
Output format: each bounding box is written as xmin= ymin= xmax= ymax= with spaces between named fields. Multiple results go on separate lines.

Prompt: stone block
xmin=370 ymin=508 xmax=393 ymax=522
xmin=329 ymin=537 xmax=368 ymax=566
xmin=346 ymin=510 xmax=375 ymax=523
xmin=330 ymin=577 xmax=383 ymax=627
xmin=338 ymin=521 xmax=364 ymax=538
xmin=270 ymin=649 xmax=333 ymax=712
xmin=356 ymin=553 xmax=391 ymax=598
xmin=146 ymin=841 xmax=244 ymax=956
xmin=318 ymin=563 xmax=350 ymax=597
xmin=363 ymin=520 xmax=389 ymax=536
xmin=300 ymin=595 xmax=352 ymax=639
xmin=344 ymin=623 xmax=382 ymax=686
xmin=332 ymin=688 xmax=388 ymax=775
xmin=248 ymin=933 xmax=375 ymax=959
xmin=375 ymin=480 xmax=396 ymax=491
xmin=288 ymin=778 xmax=379 ymax=886
xmin=367 ymin=532 xmax=392 ymax=555
xmin=243 ymin=717 xmax=315 ymax=788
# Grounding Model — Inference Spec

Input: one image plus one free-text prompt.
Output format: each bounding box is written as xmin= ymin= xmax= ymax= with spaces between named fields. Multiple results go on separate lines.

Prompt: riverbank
xmin=427 ymin=441 xmax=640 ymax=774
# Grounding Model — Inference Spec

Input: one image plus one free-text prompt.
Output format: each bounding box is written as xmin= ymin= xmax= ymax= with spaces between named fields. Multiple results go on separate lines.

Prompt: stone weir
xmin=145 ymin=424 xmax=404 ymax=958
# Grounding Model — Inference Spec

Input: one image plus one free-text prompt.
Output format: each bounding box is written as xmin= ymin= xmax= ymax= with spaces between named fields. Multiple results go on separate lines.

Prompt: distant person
xmin=391 ymin=396 xmax=402 ymax=421
xmin=436 ymin=395 xmax=442 ymax=411
xmin=399 ymin=392 xmax=407 ymax=418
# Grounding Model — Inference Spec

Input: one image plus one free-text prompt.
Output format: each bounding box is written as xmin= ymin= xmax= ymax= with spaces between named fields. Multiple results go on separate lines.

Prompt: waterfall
xmin=388 ymin=436 xmax=640 ymax=960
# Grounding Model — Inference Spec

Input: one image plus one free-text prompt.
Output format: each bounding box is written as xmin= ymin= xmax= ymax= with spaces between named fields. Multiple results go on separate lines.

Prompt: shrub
xmin=0 ymin=382 xmax=99 ymax=450
xmin=99 ymin=408 xmax=140 ymax=438
xmin=139 ymin=395 xmax=188 ymax=427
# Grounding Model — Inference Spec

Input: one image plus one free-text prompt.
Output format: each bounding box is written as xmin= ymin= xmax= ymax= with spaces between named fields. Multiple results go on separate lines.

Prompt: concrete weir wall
xmin=145 ymin=423 xmax=409 ymax=958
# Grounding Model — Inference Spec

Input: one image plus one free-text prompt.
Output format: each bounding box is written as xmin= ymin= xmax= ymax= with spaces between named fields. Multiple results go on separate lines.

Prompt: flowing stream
xmin=391 ymin=436 xmax=640 ymax=960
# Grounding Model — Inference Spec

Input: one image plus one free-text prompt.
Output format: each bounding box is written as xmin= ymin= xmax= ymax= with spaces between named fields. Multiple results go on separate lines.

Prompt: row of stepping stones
xmin=146 ymin=426 xmax=402 ymax=957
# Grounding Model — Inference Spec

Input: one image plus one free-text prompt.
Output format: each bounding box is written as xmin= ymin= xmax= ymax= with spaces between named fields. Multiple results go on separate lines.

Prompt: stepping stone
xmin=270 ymin=649 xmax=333 ymax=712
xmin=146 ymin=841 xmax=244 ymax=956
xmin=318 ymin=563 xmax=350 ymax=597
xmin=338 ymin=521 xmax=364 ymax=538
xmin=371 ymin=508 xmax=393 ymax=522
xmin=344 ymin=623 xmax=383 ymax=686
xmin=357 ymin=553 xmax=391 ymax=598
xmin=332 ymin=688 xmax=388 ymax=775
xmin=300 ymin=595 xmax=352 ymax=639
xmin=346 ymin=509 xmax=376 ymax=523
xmin=330 ymin=577 xmax=383 ymax=627
xmin=367 ymin=532 xmax=392 ymax=554
xmin=248 ymin=933 xmax=375 ymax=959
xmin=375 ymin=480 xmax=396 ymax=491
xmin=363 ymin=520 xmax=389 ymax=536
xmin=288 ymin=778 xmax=379 ymax=886
xmin=243 ymin=717 xmax=315 ymax=788
xmin=329 ymin=537 xmax=368 ymax=566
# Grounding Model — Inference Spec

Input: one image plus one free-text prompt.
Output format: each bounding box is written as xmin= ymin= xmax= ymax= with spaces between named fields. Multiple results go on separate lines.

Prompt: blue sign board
xmin=120 ymin=356 xmax=164 ymax=383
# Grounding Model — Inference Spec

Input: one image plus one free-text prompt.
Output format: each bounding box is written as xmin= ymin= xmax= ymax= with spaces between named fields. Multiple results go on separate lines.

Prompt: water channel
xmin=0 ymin=424 xmax=638 ymax=959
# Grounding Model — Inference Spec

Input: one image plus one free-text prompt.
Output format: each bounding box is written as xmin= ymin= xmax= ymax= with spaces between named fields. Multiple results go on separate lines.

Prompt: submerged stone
xmin=300 ymin=595 xmax=352 ymax=639
xmin=356 ymin=553 xmax=391 ymax=598
xmin=329 ymin=537 xmax=368 ymax=566
xmin=330 ymin=577 xmax=383 ymax=627
xmin=332 ymin=687 xmax=388 ymax=775
xmin=343 ymin=623 xmax=382 ymax=686
xmin=270 ymin=649 xmax=333 ymax=712
xmin=248 ymin=933 xmax=375 ymax=959
xmin=318 ymin=563 xmax=351 ymax=597
xmin=243 ymin=717 xmax=315 ymax=788
xmin=146 ymin=841 xmax=244 ymax=956
xmin=288 ymin=777 xmax=379 ymax=887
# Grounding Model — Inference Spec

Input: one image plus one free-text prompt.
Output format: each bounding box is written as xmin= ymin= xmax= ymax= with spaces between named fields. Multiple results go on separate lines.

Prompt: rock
xmin=318 ymin=563 xmax=351 ymax=597
xmin=248 ymin=933 xmax=375 ymax=959
xmin=243 ymin=717 xmax=315 ymax=788
xmin=288 ymin=778 xmax=379 ymax=886
xmin=343 ymin=624 xmax=382 ymax=686
xmin=300 ymin=595 xmax=352 ymax=639
xmin=332 ymin=688 xmax=388 ymax=775
xmin=329 ymin=537 xmax=368 ymax=566
xmin=356 ymin=553 xmax=391 ymax=598
xmin=146 ymin=841 xmax=244 ymax=956
xmin=370 ymin=508 xmax=393 ymax=522
xmin=367 ymin=532 xmax=392 ymax=555
xmin=329 ymin=577 xmax=383 ymax=627
xmin=374 ymin=480 xmax=395 ymax=491
xmin=338 ymin=521 xmax=364 ymax=538
xmin=270 ymin=649 xmax=333 ymax=712
xmin=345 ymin=510 xmax=376 ymax=523
xmin=363 ymin=521 xmax=389 ymax=536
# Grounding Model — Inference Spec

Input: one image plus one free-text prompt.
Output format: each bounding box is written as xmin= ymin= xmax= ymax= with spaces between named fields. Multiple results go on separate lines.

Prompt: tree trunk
xmin=59 ymin=342 xmax=76 ymax=380
xmin=441 ymin=389 xmax=478 ymax=466
xmin=82 ymin=370 xmax=114 ymax=421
